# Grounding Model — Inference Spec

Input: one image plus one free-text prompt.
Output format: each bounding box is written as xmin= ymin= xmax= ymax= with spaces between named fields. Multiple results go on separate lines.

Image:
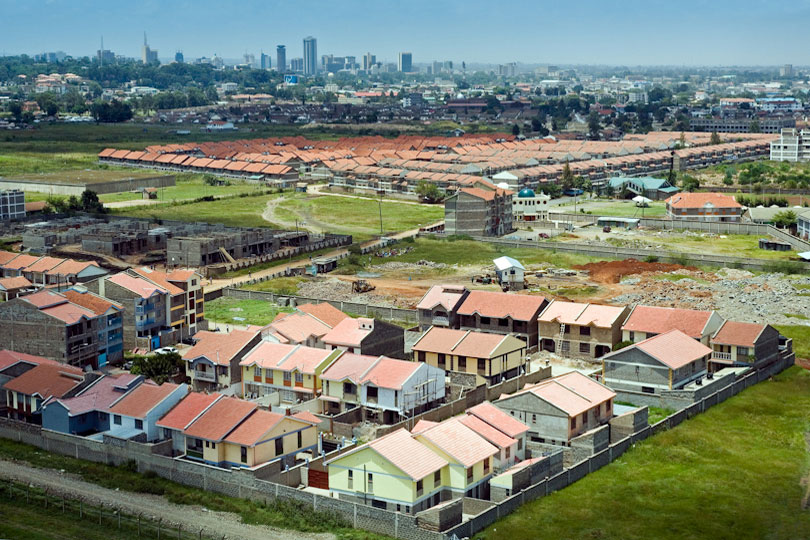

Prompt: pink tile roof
xmin=362 ymin=428 xmax=448 ymax=480
xmin=183 ymin=396 xmax=257 ymax=441
xmin=223 ymin=409 xmax=286 ymax=446
xmin=22 ymin=290 xmax=67 ymax=309
xmin=416 ymin=418 xmax=498 ymax=467
xmin=539 ymin=301 xmax=627 ymax=328
xmin=108 ymin=273 xmax=167 ymax=299
xmin=467 ymin=401 xmax=529 ymax=439
xmin=360 ymin=357 xmax=421 ymax=390
xmin=411 ymin=419 xmax=438 ymax=434
xmin=322 ymin=318 xmax=373 ymax=348
xmin=156 ymin=392 xmax=222 ymax=431
xmin=457 ymin=290 xmax=546 ymax=321
xmin=319 ymin=353 xmax=377 ymax=382
xmin=23 ymin=256 xmax=66 ymax=273
xmin=291 ymin=411 xmax=321 ymax=425
xmin=666 ymin=192 xmax=742 ymax=209
xmin=184 ymin=330 xmax=258 ymax=366
xmin=296 ymin=303 xmax=349 ymax=328
xmin=712 ymin=321 xmax=766 ymax=348
xmin=108 ymin=382 xmax=181 ymax=419
xmin=633 ymin=329 xmax=713 ymax=370
xmin=53 ymin=373 xmax=142 ymax=415
xmin=131 ymin=267 xmax=184 ymax=295
xmin=509 ymin=371 xmax=615 ymax=417
xmin=240 ymin=342 xmax=334 ymax=374
xmin=416 ymin=285 xmax=469 ymax=311
xmin=457 ymin=415 xmax=516 ymax=450
xmin=0 ymin=350 xmax=58 ymax=371
xmin=3 ymin=363 xmax=85 ymax=399
xmin=622 ymin=305 xmax=714 ymax=339
xmin=411 ymin=327 xmax=514 ymax=358
xmin=265 ymin=312 xmax=332 ymax=343
xmin=0 ymin=251 xmax=21 ymax=265
xmin=0 ymin=276 xmax=32 ymax=290
xmin=40 ymin=301 xmax=96 ymax=324
xmin=46 ymin=259 xmax=101 ymax=276
xmin=2 ymin=254 xmax=40 ymax=271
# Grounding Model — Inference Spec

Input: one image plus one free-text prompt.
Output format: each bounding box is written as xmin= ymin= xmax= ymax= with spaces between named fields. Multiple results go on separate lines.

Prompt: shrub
xmin=644 ymin=255 xmax=660 ymax=263
xmin=613 ymin=340 xmax=634 ymax=351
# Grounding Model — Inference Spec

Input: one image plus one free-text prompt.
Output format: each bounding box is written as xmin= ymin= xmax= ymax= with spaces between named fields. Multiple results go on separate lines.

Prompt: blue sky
xmin=1 ymin=0 xmax=808 ymax=66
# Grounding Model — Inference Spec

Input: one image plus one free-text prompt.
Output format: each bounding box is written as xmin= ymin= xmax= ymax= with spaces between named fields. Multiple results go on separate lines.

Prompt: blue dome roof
xmin=518 ymin=188 xmax=536 ymax=198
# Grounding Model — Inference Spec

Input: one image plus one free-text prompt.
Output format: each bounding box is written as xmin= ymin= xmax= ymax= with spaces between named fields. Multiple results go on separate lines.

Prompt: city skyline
xmin=1 ymin=0 xmax=809 ymax=66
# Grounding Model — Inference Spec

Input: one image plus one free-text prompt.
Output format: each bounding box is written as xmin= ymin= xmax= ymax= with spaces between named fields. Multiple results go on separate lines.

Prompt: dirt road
xmin=0 ymin=459 xmax=334 ymax=540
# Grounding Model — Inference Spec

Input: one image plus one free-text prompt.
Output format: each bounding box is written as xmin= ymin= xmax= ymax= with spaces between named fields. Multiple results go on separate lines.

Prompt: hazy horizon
xmin=1 ymin=0 xmax=808 ymax=67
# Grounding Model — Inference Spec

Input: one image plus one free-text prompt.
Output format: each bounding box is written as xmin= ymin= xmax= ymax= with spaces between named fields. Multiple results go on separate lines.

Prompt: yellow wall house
xmin=239 ymin=342 xmax=340 ymax=404
xmin=412 ymin=418 xmax=498 ymax=500
xmin=412 ymin=326 xmax=527 ymax=385
xmin=222 ymin=409 xmax=320 ymax=468
xmin=181 ymin=396 xmax=257 ymax=467
xmin=326 ymin=428 xmax=449 ymax=514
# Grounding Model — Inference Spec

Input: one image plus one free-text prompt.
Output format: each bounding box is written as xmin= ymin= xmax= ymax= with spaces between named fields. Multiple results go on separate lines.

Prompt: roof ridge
xmin=276 ymin=344 xmax=300 ymax=367
xmin=450 ymin=330 xmax=471 ymax=352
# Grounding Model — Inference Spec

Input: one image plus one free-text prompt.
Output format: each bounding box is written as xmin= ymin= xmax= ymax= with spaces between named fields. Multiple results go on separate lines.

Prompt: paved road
xmin=0 ymin=458 xmax=334 ymax=540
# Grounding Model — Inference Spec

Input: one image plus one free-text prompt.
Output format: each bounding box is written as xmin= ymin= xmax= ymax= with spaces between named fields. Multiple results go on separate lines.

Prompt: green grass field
xmin=205 ymin=297 xmax=293 ymax=326
xmin=557 ymin=199 xmax=668 ymax=218
xmin=475 ymin=364 xmax=810 ymax=540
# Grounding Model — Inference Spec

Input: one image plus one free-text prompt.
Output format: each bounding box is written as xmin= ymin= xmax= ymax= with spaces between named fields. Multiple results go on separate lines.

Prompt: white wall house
xmin=107 ymin=383 xmax=188 ymax=442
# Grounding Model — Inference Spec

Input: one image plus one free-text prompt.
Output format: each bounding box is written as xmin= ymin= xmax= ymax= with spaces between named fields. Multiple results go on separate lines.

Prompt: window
xmin=240 ymin=446 xmax=247 ymax=464
xmin=283 ymin=372 xmax=291 ymax=383
xmin=275 ymin=437 xmax=284 ymax=456
xmin=564 ymin=325 xmax=570 ymax=334
xmin=641 ymin=386 xmax=654 ymax=394
xmin=295 ymin=372 xmax=303 ymax=384
xmin=531 ymin=414 xmax=536 ymax=424
xmin=505 ymin=446 xmax=511 ymax=459
xmin=517 ymin=438 xmax=522 ymax=450
xmin=343 ymin=382 xmax=356 ymax=394
xmin=629 ymin=331 xmax=635 ymax=341
xmin=570 ymin=418 xmax=576 ymax=430
xmin=211 ymin=442 xmax=215 ymax=449
xmin=579 ymin=326 xmax=591 ymax=336
xmin=205 ymin=440 xmax=210 ymax=448
xmin=113 ymin=415 xmax=122 ymax=425
xmin=458 ymin=357 xmax=466 ymax=370
xmin=135 ymin=419 xmax=143 ymax=430
xmin=477 ymin=358 xmax=486 ymax=371
xmin=434 ymin=470 xmax=441 ymax=485
xmin=483 ymin=459 xmax=490 ymax=475
xmin=367 ymin=473 xmax=374 ymax=493
xmin=416 ymin=479 xmax=423 ymax=496
xmin=480 ymin=317 xmax=490 ymax=325
xmin=348 ymin=470 xmax=353 ymax=489
xmin=466 ymin=467 xmax=473 ymax=482
xmin=254 ymin=366 xmax=261 ymax=378
xmin=498 ymin=318 xmax=509 ymax=327
xmin=579 ymin=342 xmax=590 ymax=354
xmin=580 ymin=413 xmax=586 ymax=425
xmin=437 ymin=353 xmax=446 ymax=367
xmin=297 ymin=431 xmax=302 ymax=448
xmin=738 ymin=346 xmax=750 ymax=358
xmin=418 ymin=351 xmax=426 ymax=362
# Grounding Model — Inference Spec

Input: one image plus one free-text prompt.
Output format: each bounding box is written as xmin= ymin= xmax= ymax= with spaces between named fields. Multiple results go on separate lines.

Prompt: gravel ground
xmin=0 ymin=459 xmax=335 ymax=540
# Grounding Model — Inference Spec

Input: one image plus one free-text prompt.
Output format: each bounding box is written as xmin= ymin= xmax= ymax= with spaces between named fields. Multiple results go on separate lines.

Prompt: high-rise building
xmin=363 ymin=52 xmax=376 ymax=71
xmin=432 ymin=60 xmax=442 ymax=75
xmin=174 ymin=51 xmax=184 ymax=63
xmin=260 ymin=52 xmax=271 ymax=70
xmin=277 ymin=45 xmax=286 ymax=73
xmin=398 ymin=52 xmax=412 ymax=73
xmin=303 ymin=36 xmax=317 ymax=75
xmin=290 ymin=57 xmax=304 ymax=72
xmin=97 ymin=49 xmax=115 ymax=66
xmin=780 ymin=64 xmax=794 ymax=77
xmin=141 ymin=33 xmax=158 ymax=64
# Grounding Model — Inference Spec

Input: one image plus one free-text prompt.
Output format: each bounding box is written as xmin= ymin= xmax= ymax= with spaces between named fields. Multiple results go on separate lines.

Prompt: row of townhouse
xmin=0 ymin=351 xmax=320 ymax=470
xmin=0 ymin=250 xmax=108 ymax=285
xmin=326 ymin=401 xmax=529 ymax=514
xmin=415 ymin=285 xmax=792 ymax=392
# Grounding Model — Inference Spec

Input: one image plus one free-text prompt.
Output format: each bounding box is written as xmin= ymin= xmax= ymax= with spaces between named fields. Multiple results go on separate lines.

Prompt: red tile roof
xmin=622 ymin=305 xmax=715 ymax=339
xmin=666 ymin=192 xmax=742 ymax=209
xmin=184 ymin=330 xmax=258 ymax=366
xmin=712 ymin=321 xmax=766 ymax=348
xmin=183 ymin=396 xmax=257 ymax=441
xmin=61 ymin=289 xmax=121 ymax=315
xmin=223 ymin=409 xmax=286 ymax=446
xmin=108 ymin=382 xmax=182 ymax=419
xmin=0 ymin=251 xmax=21 ymax=265
xmin=539 ymin=301 xmax=627 ymax=328
xmin=322 ymin=318 xmax=375 ymax=348
xmin=296 ymin=303 xmax=349 ymax=328
xmin=467 ymin=401 xmax=529 ymax=439
xmin=156 ymin=392 xmax=222 ymax=431
xmin=457 ymin=415 xmax=516 ymax=449
xmin=108 ymin=273 xmax=167 ymax=299
xmin=416 ymin=418 xmax=498 ymax=467
xmin=416 ymin=285 xmax=469 ymax=311
xmin=0 ymin=276 xmax=32 ymax=290
xmin=0 ymin=350 xmax=58 ymax=371
xmin=3 ymin=363 xmax=84 ymax=398
xmin=411 ymin=327 xmax=519 ymax=358
xmin=457 ymin=290 xmax=546 ymax=321
xmin=131 ymin=267 xmax=184 ymax=295
xmin=633 ymin=329 xmax=713 ymax=369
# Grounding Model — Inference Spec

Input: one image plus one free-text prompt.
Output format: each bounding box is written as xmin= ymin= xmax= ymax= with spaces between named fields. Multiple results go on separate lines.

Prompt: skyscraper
xmin=398 ymin=52 xmax=412 ymax=73
xmin=174 ymin=51 xmax=184 ymax=63
xmin=303 ymin=36 xmax=317 ymax=75
xmin=260 ymin=52 xmax=271 ymax=70
xmin=363 ymin=52 xmax=376 ymax=71
xmin=141 ymin=33 xmax=158 ymax=64
xmin=277 ymin=45 xmax=286 ymax=73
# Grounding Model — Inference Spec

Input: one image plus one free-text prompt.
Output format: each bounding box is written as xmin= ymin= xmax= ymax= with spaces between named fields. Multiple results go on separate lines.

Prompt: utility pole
xmin=377 ymin=190 xmax=384 ymax=235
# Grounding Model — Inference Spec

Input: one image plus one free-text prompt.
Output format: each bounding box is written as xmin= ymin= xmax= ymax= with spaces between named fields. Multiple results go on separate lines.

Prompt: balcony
xmin=712 ymin=351 xmax=732 ymax=362
xmin=431 ymin=316 xmax=450 ymax=326
xmin=193 ymin=369 xmax=216 ymax=382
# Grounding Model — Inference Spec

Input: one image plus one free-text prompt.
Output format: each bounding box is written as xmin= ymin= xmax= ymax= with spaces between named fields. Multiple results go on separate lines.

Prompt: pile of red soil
xmin=574 ymin=259 xmax=697 ymax=284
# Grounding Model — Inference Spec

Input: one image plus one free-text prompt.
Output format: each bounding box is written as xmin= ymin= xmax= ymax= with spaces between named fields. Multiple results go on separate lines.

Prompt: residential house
xmin=413 ymin=418 xmax=498 ymax=499
xmin=41 ymin=373 xmax=144 ymax=436
xmin=494 ymin=371 xmax=615 ymax=446
xmin=607 ymin=176 xmax=679 ymax=200
xmin=601 ymin=329 xmax=712 ymax=394
xmin=0 ymin=251 xmax=107 ymax=284
xmin=444 ymin=183 xmax=514 ymax=237
xmin=467 ymin=401 xmax=529 ymax=464
xmin=156 ymin=391 xmax=223 ymax=453
xmin=131 ymin=267 xmax=206 ymax=340
xmin=3 ymin=363 xmax=88 ymax=423
xmin=88 ymin=273 xmax=171 ymax=350
xmin=319 ymin=353 xmax=446 ymax=423
xmin=261 ymin=302 xmax=350 ymax=346
xmin=0 ymin=290 xmax=100 ymax=368
xmin=665 ymin=192 xmax=744 ymax=222
xmin=456 ymin=290 xmax=548 ymax=348
xmin=107 ymin=382 xmax=188 ymax=442
xmin=621 ymin=305 xmax=724 ymax=345
xmin=221 ymin=409 xmax=319 ymax=468
xmin=538 ymin=301 xmax=630 ymax=360
xmin=0 ymin=350 xmax=63 ymax=417
xmin=412 ymin=327 xmax=528 ymax=385
xmin=184 ymin=329 xmax=261 ymax=393
xmin=493 ymin=256 xmax=525 ymax=291
xmin=416 ymin=284 xmax=470 ymax=331
xmin=326 ymin=428 xmax=449 ymax=514
xmin=322 ymin=317 xmax=406 ymax=359
xmin=0 ymin=276 xmax=34 ymax=301
xmin=181 ymin=396 xmax=257 ymax=464
xmin=62 ymin=288 xmax=124 ymax=366
xmin=240 ymin=342 xmax=340 ymax=403
xmin=709 ymin=321 xmax=782 ymax=371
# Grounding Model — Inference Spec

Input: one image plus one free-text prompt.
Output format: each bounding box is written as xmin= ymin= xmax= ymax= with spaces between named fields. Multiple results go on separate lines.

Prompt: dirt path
xmin=0 ymin=459 xmax=334 ymax=540
xmin=307 ymin=183 xmax=425 ymax=205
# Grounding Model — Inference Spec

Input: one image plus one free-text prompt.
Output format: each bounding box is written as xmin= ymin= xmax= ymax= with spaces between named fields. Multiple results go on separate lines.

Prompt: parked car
xmin=563 ymin=188 xmax=584 ymax=196
xmin=154 ymin=347 xmax=178 ymax=355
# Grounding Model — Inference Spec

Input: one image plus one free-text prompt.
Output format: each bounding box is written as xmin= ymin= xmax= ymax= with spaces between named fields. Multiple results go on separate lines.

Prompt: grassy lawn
xmin=776 ymin=325 xmax=810 ymax=359
xmin=205 ymin=297 xmax=293 ymax=326
xmin=243 ymin=276 xmax=309 ymax=295
xmin=276 ymin=196 xmax=444 ymax=239
xmin=555 ymin=199 xmax=668 ymax=218
xmin=590 ymin=233 xmax=797 ymax=262
xmin=0 ymin=438 xmax=385 ymax=540
xmin=785 ymin=313 xmax=810 ymax=320
xmin=0 ymin=151 xmax=98 ymax=175
xmin=475 ymin=365 xmax=810 ymax=540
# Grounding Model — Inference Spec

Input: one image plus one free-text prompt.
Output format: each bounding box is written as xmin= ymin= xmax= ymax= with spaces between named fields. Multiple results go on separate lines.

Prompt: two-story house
xmin=602 ymin=329 xmax=713 ymax=394
xmin=319 ymin=353 xmax=446 ymax=423
xmin=494 ymin=371 xmax=615 ymax=447
xmin=456 ymin=290 xmax=548 ymax=349
xmin=181 ymin=396 xmax=257 ymax=464
xmin=538 ymin=301 xmax=630 ymax=360
xmin=220 ymin=409 xmax=319 ymax=468
xmin=416 ymin=284 xmax=470 ymax=331
xmin=131 ymin=267 xmax=206 ymax=340
xmin=709 ymin=321 xmax=783 ymax=371
xmin=322 ymin=317 xmax=406 ymax=359
xmin=156 ymin=391 xmax=223 ymax=454
xmin=621 ymin=305 xmax=724 ymax=346
xmin=106 ymin=382 xmax=188 ymax=442
xmin=239 ymin=342 xmax=340 ymax=403
xmin=184 ymin=329 xmax=261 ymax=394
xmin=467 ymin=401 xmax=530 ymax=469
xmin=262 ymin=302 xmax=350 ymax=346
xmin=3 ymin=362 xmax=89 ymax=423
xmin=412 ymin=326 xmax=528 ymax=385
xmin=665 ymin=192 xmax=744 ymax=222
xmin=62 ymin=288 xmax=124 ymax=367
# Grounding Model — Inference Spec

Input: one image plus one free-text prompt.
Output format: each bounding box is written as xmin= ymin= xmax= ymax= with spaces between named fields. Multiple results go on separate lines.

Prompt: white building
xmin=798 ymin=209 xmax=810 ymax=240
xmin=512 ymin=188 xmax=550 ymax=221
xmin=0 ymin=190 xmax=25 ymax=221
xmin=493 ymin=256 xmax=525 ymax=291
xmin=770 ymin=128 xmax=810 ymax=162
